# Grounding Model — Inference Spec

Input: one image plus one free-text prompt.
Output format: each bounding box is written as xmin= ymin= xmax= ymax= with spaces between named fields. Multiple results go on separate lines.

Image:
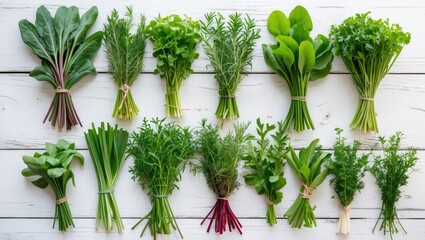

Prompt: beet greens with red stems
xmin=18 ymin=5 xmax=103 ymax=131
xmin=192 ymin=119 xmax=250 ymax=234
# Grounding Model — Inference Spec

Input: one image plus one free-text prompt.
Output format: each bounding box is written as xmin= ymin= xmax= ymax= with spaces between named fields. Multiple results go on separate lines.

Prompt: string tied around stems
xmin=359 ymin=96 xmax=374 ymax=101
xmin=118 ymin=84 xmax=130 ymax=110
xmin=55 ymin=86 xmax=69 ymax=93
xmin=300 ymin=183 xmax=314 ymax=199
xmin=98 ymin=189 xmax=115 ymax=194
xmin=220 ymin=95 xmax=235 ymax=99
xmin=56 ymin=196 xmax=67 ymax=205
xmin=291 ymin=96 xmax=306 ymax=101
xmin=152 ymin=194 xmax=168 ymax=199
xmin=266 ymin=199 xmax=274 ymax=205
xmin=217 ymin=197 xmax=228 ymax=201
xmin=342 ymin=205 xmax=350 ymax=213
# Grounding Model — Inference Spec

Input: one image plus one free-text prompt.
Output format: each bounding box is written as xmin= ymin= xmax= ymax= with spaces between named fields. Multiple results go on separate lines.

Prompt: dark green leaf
xmin=35 ymin=5 xmax=56 ymax=57
xmin=71 ymin=6 xmax=98 ymax=46
xmin=47 ymin=168 xmax=67 ymax=178
xmin=65 ymin=31 xmax=103 ymax=73
xmin=290 ymin=23 xmax=311 ymax=44
xmin=29 ymin=65 xmax=57 ymax=87
xmin=21 ymin=168 xmax=37 ymax=177
xmin=32 ymin=178 xmax=49 ymax=188
xmin=18 ymin=20 xmax=52 ymax=62
xmin=65 ymin=59 xmax=96 ymax=89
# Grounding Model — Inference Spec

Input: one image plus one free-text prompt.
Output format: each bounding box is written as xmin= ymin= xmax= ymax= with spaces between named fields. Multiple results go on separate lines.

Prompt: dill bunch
xmin=369 ymin=132 xmax=418 ymax=240
xmin=103 ymin=6 xmax=147 ymax=119
xmin=201 ymin=12 xmax=260 ymax=119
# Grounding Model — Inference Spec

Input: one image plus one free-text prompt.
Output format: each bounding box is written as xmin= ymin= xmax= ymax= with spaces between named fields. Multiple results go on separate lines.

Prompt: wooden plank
xmin=1 ymin=0 xmax=423 ymax=73
xmin=1 ymin=150 xmax=423 ymax=218
xmin=1 ymin=218 xmax=424 ymax=240
xmin=1 ymin=73 xmax=425 ymax=149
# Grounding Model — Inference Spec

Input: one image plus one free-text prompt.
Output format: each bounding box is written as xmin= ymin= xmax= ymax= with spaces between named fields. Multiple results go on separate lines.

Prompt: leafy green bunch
xmin=145 ymin=15 xmax=201 ymax=118
xmin=330 ymin=12 xmax=410 ymax=132
xmin=128 ymin=118 xmax=195 ymax=239
xmin=85 ymin=123 xmax=129 ymax=232
xmin=104 ymin=7 xmax=147 ymax=119
xmin=328 ymin=128 xmax=369 ymax=234
xmin=194 ymin=119 xmax=250 ymax=234
xmin=263 ymin=6 xmax=333 ymax=132
xmin=21 ymin=140 xmax=84 ymax=231
xmin=243 ymin=118 xmax=289 ymax=226
xmin=284 ymin=139 xmax=330 ymax=228
xmin=369 ymin=132 xmax=417 ymax=240
xmin=18 ymin=6 xmax=103 ymax=131
xmin=200 ymin=12 xmax=260 ymax=119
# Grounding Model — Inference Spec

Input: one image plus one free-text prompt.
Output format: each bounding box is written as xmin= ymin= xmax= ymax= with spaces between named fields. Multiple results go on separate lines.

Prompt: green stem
xmin=113 ymin=88 xmax=139 ymax=119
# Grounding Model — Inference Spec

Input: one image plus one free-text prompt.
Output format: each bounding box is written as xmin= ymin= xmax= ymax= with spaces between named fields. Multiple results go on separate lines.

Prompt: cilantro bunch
xmin=330 ymin=13 xmax=410 ymax=132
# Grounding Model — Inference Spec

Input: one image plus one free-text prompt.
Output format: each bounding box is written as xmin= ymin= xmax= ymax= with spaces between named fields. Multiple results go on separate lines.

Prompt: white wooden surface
xmin=0 ymin=0 xmax=424 ymax=239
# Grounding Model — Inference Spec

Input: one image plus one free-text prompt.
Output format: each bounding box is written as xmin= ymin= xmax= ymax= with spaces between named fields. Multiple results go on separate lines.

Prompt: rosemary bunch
xmin=128 ymin=118 xmax=195 ymax=239
xmin=201 ymin=12 xmax=260 ymax=119
xmin=104 ymin=7 xmax=147 ymax=119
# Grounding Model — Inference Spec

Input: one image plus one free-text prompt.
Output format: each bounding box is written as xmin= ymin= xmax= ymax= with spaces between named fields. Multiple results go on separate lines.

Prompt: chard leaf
xmin=70 ymin=6 xmax=99 ymax=47
xmin=298 ymin=41 xmax=315 ymax=73
xmin=65 ymin=59 xmax=96 ymax=89
xmin=18 ymin=20 xmax=52 ymax=62
xmin=53 ymin=6 xmax=68 ymax=51
xmin=62 ymin=6 xmax=80 ymax=49
xmin=289 ymin=5 xmax=313 ymax=31
xmin=35 ymin=6 xmax=56 ymax=57
xmin=32 ymin=178 xmax=49 ymax=188
xmin=65 ymin=31 xmax=103 ymax=74
xmin=267 ymin=10 xmax=290 ymax=36
xmin=29 ymin=65 xmax=57 ymax=87
xmin=47 ymin=168 xmax=67 ymax=178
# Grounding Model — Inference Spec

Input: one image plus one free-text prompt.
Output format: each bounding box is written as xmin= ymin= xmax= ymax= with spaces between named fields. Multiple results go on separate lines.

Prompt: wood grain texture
xmin=0 ymin=0 xmax=424 ymax=239
xmin=1 ymin=73 xmax=424 ymax=149
xmin=1 ymin=0 xmax=424 ymax=73
xmin=1 ymin=219 xmax=424 ymax=240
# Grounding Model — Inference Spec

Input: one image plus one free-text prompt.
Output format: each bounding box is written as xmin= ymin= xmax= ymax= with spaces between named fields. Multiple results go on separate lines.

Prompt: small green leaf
xmin=56 ymin=139 xmax=71 ymax=150
xmin=269 ymin=175 xmax=279 ymax=183
xmin=21 ymin=168 xmax=37 ymax=177
xmin=23 ymin=156 xmax=45 ymax=166
xmin=273 ymin=38 xmax=295 ymax=69
xmin=45 ymin=156 xmax=61 ymax=167
xmin=65 ymin=59 xmax=96 ymax=89
xmin=47 ymin=168 xmax=67 ymax=178
xmin=290 ymin=23 xmax=311 ymax=44
xmin=32 ymin=178 xmax=49 ymax=188
xmin=289 ymin=5 xmax=313 ymax=31
xmin=45 ymin=142 xmax=57 ymax=156
xmin=267 ymin=10 xmax=290 ymax=36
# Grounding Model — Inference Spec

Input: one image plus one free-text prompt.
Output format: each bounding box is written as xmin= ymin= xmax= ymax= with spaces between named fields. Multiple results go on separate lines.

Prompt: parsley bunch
xmin=330 ymin=13 xmax=410 ymax=132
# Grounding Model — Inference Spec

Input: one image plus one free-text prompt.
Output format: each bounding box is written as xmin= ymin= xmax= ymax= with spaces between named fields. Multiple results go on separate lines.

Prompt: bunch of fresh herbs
xmin=128 ymin=118 xmax=195 ymax=239
xmin=85 ymin=123 xmax=129 ymax=232
xmin=369 ymin=132 xmax=417 ymax=240
xmin=284 ymin=139 xmax=330 ymax=228
xmin=328 ymin=128 xmax=369 ymax=234
xmin=263 ymin=6 xmax=334 ymax=132
xmin=243 ymin=118 xmax=289 ymax=226
xmin=18 ymin=5 xmax=103 ymax=131
xmin=145 ymin=15 xmax=201 ymax=118
xmin=21 ymin=139 xmax=84 ymax=231
xmin=193 ymin=119 xmax=250 ymax=234
xmin=330 ymin=13 xmax=410 ymax=132
xmin=103 ymin=7 xmax=147 ymax=119
xmin=200 ymin=12 xmax=260 ymax=119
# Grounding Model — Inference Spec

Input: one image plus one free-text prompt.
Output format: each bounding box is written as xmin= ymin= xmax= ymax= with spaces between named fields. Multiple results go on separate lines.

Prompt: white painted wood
xmin=1 ymin=73 xmax=425 ymax=149
xmin=1 ymin=219 xmax=425 ymax=240
xmin=1 ymin=0 xmax=425 ymax=239
xmin=1 ymin=0 xmax=423 ymax=73
xmin=1 ymin=150 xmax=424 ymax=219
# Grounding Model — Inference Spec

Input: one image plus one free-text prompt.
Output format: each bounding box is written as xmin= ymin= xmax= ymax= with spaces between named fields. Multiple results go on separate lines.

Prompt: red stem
xmin=201 ymin=198 xmax=242 ymax=235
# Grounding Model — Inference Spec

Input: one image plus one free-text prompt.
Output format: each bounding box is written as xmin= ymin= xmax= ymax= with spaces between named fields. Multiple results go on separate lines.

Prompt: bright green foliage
xmin=194 ymin=119 xmax=250 ymax=198
xmin=128 ymin=118 xmax=195 ymax=239
xmin=243 ymin=118 xmax=289 ymax=226
xmin=145 ymin=15 xmax=201 ymax=118
xmin=21 ymin=140 xmax=84 ymax=231
xmin=284 ymin=139 xmax=331 ymax=228
xmin=85 ymin=123 xmax=129 ymax=232
xmin=369 ymin=132 xmax=417 ymax=240
xmin=263 ymin=6 xmax=334 ymax=132
xmin=103 ymin=7 xmax=147 ymax=120
xmin=330 ymin=13 xmax=410 ymax=132
xmin=329 ymin=128 xmax=369 ymax=206
xmin=18 ymin=6 xmax=102 ymax=131
xmin=200 ymin=12 xmax=260 ymax=119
